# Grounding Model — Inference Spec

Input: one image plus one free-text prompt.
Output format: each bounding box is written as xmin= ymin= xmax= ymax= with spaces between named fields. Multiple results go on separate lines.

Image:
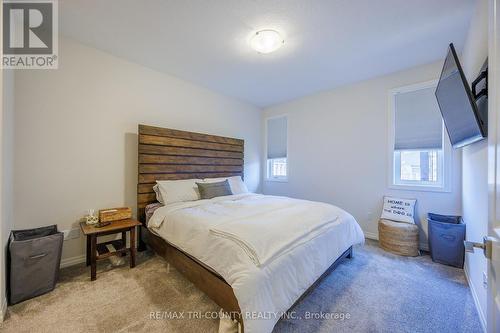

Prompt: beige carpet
xmin=0 ymin=251 xmax=220 ymax=333
xmin=0 ymin=240 xmax=481 ymax=333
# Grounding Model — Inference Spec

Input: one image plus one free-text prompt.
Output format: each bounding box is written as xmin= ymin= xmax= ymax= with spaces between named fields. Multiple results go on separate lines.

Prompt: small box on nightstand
xmin=99 ymin=207 xmax=132 ymax=222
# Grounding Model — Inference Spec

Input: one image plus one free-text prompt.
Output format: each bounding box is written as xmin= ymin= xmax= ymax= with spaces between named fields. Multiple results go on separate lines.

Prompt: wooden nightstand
xmin=80 ymin=219 xmax=142 ymax=281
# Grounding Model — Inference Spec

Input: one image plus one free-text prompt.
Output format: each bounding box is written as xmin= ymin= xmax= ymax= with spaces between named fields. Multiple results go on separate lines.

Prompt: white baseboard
xmin=419 ymin=242 xmax=429 ymax=252
xmin=464 ymin=262 xmax=487 ymax=333
xmin=1 ymin=297 xmax=7 ymax=322
xmin=364 ymin=231 xmax=379 ymax=240
xmin=60 ymin=254 xmax=86 ymax=268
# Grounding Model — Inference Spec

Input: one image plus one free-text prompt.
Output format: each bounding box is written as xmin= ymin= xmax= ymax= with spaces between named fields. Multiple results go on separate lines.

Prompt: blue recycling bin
xmin=428 ymin=213 xmax=465 ymax=268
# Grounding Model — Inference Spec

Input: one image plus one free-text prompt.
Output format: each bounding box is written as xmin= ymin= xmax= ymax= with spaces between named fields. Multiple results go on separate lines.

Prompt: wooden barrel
xmin=378 ymin=219 xmax=419 ymax=256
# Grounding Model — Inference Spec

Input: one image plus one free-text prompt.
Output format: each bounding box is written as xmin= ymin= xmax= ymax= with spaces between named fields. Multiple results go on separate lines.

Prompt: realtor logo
xmin=2 ymin=0 xmax=58 ymax=69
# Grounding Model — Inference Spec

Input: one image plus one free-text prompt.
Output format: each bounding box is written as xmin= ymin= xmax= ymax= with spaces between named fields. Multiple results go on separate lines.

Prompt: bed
xmin=137 ymin=124 xmax=364 ymax=333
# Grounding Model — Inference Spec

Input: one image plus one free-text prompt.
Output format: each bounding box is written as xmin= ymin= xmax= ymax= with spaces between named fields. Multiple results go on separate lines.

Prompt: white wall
xmin=1 ymin=70 xmax=14 ymax=317
xmin=461 ymin=0 xmax=488 ymax=329
xmin=13 ymin=37 xmax=262 ymax=263
xmin=262 ymin=62 xmax=462 ymax=248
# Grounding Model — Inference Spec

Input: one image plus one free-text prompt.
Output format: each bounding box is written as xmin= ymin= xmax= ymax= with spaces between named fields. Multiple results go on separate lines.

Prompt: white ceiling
xmin=60 ymin=0 xmax=475 ymax=108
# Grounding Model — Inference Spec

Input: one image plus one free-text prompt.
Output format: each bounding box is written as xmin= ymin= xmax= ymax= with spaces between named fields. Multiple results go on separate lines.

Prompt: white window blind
xmin=394 ymin=86 xmax=443 ymax=150
xmin=267 ymin=116 xmax=287 ymax=159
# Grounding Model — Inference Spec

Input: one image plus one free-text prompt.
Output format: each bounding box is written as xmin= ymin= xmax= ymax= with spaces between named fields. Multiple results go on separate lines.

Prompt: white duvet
xmin=148 ymin=193 xmax=365 ymax=333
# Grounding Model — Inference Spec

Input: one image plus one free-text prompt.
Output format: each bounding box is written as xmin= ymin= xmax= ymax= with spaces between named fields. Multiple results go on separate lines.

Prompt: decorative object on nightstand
xmin=80 ymin=219 xmax=141 ymax=281
xmin=84 ymin=209 xmax=99 ymax=225
xmin=378 ymin=196 xmax=420 ymax=257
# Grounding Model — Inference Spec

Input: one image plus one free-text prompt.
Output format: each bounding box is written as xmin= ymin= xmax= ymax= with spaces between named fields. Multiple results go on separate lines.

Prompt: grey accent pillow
xmin=196 ymin=180 xmax=233 ymax=199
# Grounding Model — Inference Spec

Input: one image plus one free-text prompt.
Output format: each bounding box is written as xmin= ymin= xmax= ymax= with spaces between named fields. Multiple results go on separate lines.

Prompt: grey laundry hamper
xmin=8 ymin=225 xmax=63 ymax=304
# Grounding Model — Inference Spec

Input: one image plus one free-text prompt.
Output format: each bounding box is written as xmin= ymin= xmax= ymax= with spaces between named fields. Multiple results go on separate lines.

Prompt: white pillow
xmin=203 ymin=176 xmax=249 ymax=195
xmin=156 ymin=179 xmax=201 ymax=205
xmin=381 ymin=196 xmax=416 ymax=224
xmin=152 ymin=184 xmax=164 ymax=204
xmin=228 ymin=176 xmax=249 ymax=194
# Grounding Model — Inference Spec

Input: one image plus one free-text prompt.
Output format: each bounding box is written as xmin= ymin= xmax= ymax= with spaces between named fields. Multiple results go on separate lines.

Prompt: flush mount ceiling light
xmin=250 ymin=30 xmax=284 ymax=54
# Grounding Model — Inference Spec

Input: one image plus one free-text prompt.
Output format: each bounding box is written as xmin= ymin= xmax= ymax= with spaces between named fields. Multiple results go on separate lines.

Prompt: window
xmin=266 ymin=116 xmax=288 ymax=181
xmin=268 ymin=158 xmax=287 ymax=178
xmin=389 ymin=81 xmax=451 ymax=192
xmin=394 ymin=150 xmax=442 ymax=186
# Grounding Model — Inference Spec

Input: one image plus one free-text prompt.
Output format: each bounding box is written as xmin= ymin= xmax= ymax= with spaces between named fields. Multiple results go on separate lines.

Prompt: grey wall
xmin=1 ymin=69 xmax=14 ymax=316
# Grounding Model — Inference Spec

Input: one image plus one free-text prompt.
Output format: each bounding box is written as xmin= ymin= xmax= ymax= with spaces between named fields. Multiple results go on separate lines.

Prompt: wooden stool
xmin=378 ymin=219 xmax=419 ymax=256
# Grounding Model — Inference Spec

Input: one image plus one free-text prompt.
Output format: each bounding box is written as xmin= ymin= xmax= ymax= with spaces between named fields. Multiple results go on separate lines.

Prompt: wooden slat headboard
xmin=137 ymin=124 xmax=244 ymax=223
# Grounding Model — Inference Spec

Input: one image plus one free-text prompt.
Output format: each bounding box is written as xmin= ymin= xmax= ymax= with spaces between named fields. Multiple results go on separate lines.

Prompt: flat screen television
xmin=435 ymin=43 xmax=487 ymax=148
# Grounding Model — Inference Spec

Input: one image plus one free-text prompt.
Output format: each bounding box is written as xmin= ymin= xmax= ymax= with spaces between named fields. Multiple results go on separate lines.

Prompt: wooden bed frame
xmin=136 ymin=124 xmax=352 ymax=331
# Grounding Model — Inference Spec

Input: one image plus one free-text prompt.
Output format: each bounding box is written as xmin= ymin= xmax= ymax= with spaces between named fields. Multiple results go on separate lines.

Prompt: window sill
xmin=266 ymin=178 xmax=288 ymax=183
xmin=388 ymin=184 xmax=451 ymax=193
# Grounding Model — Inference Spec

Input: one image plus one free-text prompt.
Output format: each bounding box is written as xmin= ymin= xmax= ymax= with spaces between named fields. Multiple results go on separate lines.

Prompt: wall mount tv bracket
xmin=472 ymin=68 xmax=488 ymax=100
